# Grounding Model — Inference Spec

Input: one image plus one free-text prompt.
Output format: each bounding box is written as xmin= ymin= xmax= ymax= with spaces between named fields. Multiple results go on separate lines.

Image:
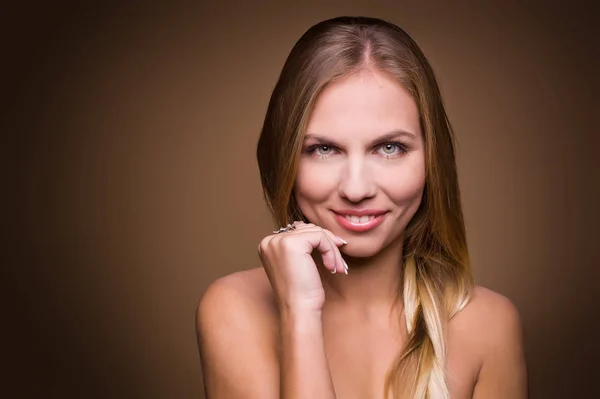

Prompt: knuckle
xmin=257 ymin=236 xmax=271 ymax=254
xmin=279 ymin=236 xmax=296 ymax=251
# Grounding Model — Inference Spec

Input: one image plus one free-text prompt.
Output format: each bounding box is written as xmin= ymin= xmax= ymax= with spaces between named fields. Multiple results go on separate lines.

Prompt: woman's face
xmin=295 ymin=68 xmax=425 ymax=258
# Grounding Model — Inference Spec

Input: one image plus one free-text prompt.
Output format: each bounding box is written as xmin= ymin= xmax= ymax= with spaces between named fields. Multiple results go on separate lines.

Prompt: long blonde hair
xmin=256 ymin=16 xmax=473 ymax=398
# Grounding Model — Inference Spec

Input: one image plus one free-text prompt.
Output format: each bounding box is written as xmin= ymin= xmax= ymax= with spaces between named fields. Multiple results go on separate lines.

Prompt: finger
xmin=288 ymin=225 xmax=348 ymax=274
xmin=292 ymin=230 xmax=340 ymax=274
xmin=314 ymin=230 xmax=340 ymax=274
xmin=289 ymin=222 xmax=346 ymax=244
xmin=291 ymin=221 xmax=314 ymax=230
xmin=320 ymin=228 xmax=348 ymax=246
xmin=304 ymin=228 xmax=346 ymax=275
xmin=320 ymin=229 xmax=349 ymax=274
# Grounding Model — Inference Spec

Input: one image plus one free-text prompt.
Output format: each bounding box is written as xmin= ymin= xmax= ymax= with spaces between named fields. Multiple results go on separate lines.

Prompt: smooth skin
xmin=196 ymin=68 xmax=528 ymax=398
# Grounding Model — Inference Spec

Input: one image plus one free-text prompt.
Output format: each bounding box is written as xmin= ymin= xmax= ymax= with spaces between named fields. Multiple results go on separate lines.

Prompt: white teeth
xmin=345 ymin=215 xmax=375 ymax=224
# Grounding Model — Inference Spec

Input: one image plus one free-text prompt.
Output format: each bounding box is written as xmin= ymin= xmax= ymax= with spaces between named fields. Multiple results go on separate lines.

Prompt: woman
xmin=196 ymin=16 xmax=528 ymax=398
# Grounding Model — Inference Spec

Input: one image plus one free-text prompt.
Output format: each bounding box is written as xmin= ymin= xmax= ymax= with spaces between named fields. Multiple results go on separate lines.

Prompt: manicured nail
xmin=343 ymin=260 xmax=348 ymax=274
xmin=338 ymin=237 xmax=348 ymax=245
xmin=331 ymin=267 xmax=337 ymax=274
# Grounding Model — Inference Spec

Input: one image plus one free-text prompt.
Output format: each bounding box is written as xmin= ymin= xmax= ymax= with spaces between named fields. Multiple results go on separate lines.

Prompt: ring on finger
xmin=273 ymin=223 xmax=297 ymax=234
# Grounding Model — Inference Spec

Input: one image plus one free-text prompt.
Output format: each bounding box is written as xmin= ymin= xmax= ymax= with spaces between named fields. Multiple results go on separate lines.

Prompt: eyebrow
xmin=303 ymin=129 xmax=417 ymax=146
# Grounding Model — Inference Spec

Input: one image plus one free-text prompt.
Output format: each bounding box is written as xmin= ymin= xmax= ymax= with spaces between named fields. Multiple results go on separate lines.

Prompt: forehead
xmin=306 ymin=68 xmax=421 ymax=139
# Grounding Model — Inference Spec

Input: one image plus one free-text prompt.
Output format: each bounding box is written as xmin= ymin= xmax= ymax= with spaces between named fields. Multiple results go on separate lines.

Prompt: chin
xmin=341 ymin=246 xmax=379 ymax=259
xmin=343 ymin=228 xmax=405 ymax=259
xmin=338 ymin=238 xmax=388 ymax=259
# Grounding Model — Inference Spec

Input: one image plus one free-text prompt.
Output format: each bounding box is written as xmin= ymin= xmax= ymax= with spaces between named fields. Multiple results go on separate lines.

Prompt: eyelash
xmin=304 ymin=141 xmax=408 ymax=160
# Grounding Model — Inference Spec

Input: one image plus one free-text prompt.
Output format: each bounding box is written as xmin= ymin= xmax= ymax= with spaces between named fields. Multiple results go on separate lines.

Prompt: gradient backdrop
xmin=7 ymin=1 xmax=599 ymax=398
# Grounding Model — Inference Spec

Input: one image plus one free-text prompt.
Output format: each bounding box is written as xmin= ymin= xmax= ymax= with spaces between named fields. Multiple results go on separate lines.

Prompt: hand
xmin=258 ymin=222 xmax=348 ymax=312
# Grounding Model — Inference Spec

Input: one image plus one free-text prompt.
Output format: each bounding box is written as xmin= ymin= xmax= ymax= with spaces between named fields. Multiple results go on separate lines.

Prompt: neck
xmin=318 ymin=235 xmax=404 ymax=315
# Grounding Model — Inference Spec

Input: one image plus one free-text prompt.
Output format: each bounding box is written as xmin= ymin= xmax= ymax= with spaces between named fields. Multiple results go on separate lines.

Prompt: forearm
xmin=279 ymin=309 xmax=336 ymax=399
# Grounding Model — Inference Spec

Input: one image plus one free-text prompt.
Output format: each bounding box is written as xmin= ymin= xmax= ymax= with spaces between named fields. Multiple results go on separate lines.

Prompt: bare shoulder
xmin=451 ymin=285 xmax=525 ymax=360
xmin=197 ymin=267 xmax=275 ymax=316
xmin=455 ymin=285 xmax=523 ymax=336
xmin=453 ymin=285 xmax=528 ymax=398
xmin=195 ymin=267 xmax=278 ymax=398
xmin=196 ymin=267 xmax=277 ymax=342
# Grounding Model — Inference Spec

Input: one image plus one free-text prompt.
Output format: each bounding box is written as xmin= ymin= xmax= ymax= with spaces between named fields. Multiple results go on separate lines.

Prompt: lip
xmin=333 ymin=209 xmax=388 ymax=217
xmin=332 ymin=210 xmax=388 ymax=232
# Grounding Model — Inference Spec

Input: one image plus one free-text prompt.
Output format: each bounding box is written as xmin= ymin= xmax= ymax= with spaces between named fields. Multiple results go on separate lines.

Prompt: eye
xmin=378 ymin=142 xmax=407 ymax=157
xmin=315 ymin=145 xmax=333 ymax=155
xmin=305 ymin=144 xmax=337 ymax=159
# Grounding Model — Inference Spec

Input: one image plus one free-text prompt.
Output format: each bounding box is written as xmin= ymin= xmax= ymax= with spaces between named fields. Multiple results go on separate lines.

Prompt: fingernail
xmin=338 ymin=237 xmax=348 ymax=245
xmin=343 ymin=260 xmax=348 ymax=274
xmin=331 ymin=267 xmax=337 ymax=274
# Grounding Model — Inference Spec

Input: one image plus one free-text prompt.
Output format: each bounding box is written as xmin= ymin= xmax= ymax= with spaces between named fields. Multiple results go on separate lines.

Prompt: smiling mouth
xmin=332 ymin=211 xmax=388 ymax=232
xmin=342 ymin=214 xmax=377 ymax=224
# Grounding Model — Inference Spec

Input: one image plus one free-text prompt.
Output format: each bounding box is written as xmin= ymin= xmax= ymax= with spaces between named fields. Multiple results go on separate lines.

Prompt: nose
xmin=337 ymin=155 xmax=377 ymax=203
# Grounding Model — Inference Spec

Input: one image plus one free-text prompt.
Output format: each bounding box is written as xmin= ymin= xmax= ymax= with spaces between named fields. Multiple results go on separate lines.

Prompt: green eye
xmin=382 ymin=144 xmax=397 ymax=154
xmin=378 ymin=142 xmax=407 ymax=157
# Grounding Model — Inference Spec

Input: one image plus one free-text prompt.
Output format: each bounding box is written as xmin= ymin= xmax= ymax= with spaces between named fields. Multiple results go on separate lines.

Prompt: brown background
xmin=6 ymin=1 xmax=599 ymax=398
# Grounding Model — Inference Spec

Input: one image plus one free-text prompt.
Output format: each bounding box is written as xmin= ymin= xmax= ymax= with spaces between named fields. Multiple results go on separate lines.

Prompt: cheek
xmin=295 ymin=162 xmax=338 ymax=203
xmin=380 ymin=160 xmax=426 ymax=204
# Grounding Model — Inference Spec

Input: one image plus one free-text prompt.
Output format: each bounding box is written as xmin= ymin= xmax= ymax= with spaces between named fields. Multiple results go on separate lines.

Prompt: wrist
xmin=279 ymin=306 xmax=323 ymax=332
xmin=279 ymin=303 xmax=322 ymax=319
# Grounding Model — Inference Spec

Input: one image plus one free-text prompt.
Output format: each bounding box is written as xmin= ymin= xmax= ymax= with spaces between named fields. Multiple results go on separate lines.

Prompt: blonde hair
xmin=256 ymin=16 xmax=473 ymax=398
